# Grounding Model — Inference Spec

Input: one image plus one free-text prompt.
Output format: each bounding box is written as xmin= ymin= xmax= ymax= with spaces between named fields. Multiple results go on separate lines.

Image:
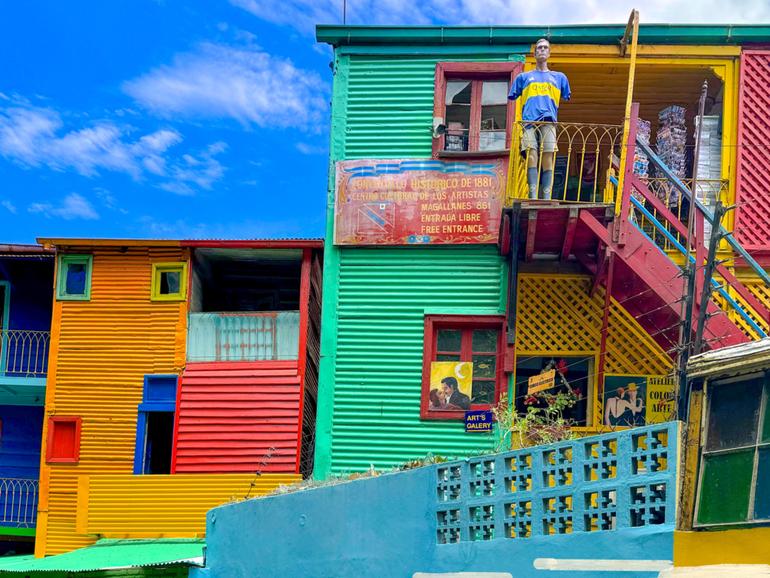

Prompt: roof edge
xmin=316 ymin=23 xmax=770 ymax=47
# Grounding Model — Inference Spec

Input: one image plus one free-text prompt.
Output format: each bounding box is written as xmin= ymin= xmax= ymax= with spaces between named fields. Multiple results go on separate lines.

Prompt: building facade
xmin=34 ymin=239 xmax=322 ymax=557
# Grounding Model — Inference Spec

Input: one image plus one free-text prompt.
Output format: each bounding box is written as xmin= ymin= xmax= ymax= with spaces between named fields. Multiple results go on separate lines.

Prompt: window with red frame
xmin=421 ymin=316 xmax=504 ymax=420
xmin=46 ymin=416 xmax=81 ymax=463
xmin=433 ymin=62 xmax=521 ymax=157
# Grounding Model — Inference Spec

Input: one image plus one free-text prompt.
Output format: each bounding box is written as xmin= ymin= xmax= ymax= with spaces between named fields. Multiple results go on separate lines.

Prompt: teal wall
xmin=314 ymin=48 xmax=526 ymax=479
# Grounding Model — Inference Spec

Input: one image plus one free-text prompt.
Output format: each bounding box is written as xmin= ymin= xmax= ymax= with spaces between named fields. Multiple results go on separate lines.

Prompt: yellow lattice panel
xmin=516 ymin=274 xmax=673 ymax=375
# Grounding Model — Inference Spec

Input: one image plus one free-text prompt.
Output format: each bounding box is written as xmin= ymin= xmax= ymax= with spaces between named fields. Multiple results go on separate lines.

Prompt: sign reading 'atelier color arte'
xmin=334 ymin=158 xmax=506 ymax=245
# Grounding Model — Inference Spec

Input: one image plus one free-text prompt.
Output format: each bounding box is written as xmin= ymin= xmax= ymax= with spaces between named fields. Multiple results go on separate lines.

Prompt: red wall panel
xmin=173 ymin=361 xmax=302 ymax=473
xmin=735 ymin=50 xmax=770 ymax=254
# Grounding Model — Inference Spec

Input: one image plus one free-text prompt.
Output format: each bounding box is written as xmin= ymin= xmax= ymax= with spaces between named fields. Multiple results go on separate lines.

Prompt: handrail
xmin=629 ymin=195 xmax=766 ymax=338
xmin=0 ymin=477 xmax=38 ymax=527
xmin=636 ymin=139 xmax=770 ymax=289
xmin=0 ymin=329 xmax=50 ymax=377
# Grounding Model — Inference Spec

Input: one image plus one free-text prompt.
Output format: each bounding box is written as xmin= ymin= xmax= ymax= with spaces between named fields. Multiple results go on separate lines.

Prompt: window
xmin=514 ymin=356 xmax=592 ymax=427
xmin=421 ymin=315 xmax=505 ymax=420
xmin=433 ymin=62 xmax=522 ymax=157
xmin=151 ymin=262 xmax=187 ymax=301
xmin=46 ymin=417 xmax=81 ymax=463
xmin=696 ymin=373 xmax=770 ymax=526
xmin=134 ymin=375 xmax=178 ymax=474
xmin=56 ymin=255 xmax=92 ymax=301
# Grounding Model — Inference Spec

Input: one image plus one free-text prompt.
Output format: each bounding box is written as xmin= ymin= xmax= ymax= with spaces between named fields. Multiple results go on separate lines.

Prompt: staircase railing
xmin=613 ymin=106 xmax=770 ymax=341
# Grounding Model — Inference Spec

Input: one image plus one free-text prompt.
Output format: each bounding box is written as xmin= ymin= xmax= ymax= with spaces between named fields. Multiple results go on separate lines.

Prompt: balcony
xmin=1 ymin=330 xmax=50 ymax=378
xmin=0 ymin=478 xmax=38 ymax=533
xmin=187 ymin=311 xmax=300 ymax=362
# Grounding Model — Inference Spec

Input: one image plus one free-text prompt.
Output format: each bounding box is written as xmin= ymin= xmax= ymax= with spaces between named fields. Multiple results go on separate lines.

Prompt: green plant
xmin=492 ymin=385 xmax=581 ymax=451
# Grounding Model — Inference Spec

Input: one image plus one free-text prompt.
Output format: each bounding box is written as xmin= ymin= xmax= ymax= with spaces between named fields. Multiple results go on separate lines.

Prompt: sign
xmin=528 ymin=369 xmax=556 ymax=394
xmin=603 ymin=375 xmax=676 ymax=427
xmin=645 ymin=377 xmax=677 ymax=424
xmin=465 ymin=410 xmax=493 ymax=433
xmin=426 ymin=361 xmax=473 ymax=411
xmin=334 ymin=158 xmax=505 ymax=245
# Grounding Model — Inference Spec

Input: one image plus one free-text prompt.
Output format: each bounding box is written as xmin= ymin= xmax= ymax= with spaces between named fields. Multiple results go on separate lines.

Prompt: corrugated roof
xmin=687 ymin=338 xmax=770 ymax=379
xmin=317 ymin=23 xmax=770 ymax=46
xmin=0 ymin=539 xmax=204 ymax=573
xmin=0 ymin=243 xmax=54 ymax=256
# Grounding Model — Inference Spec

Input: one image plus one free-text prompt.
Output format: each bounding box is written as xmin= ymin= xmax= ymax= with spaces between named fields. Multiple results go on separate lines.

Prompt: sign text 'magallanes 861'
xmin=334 ymin=158 xmax=506 ymax=245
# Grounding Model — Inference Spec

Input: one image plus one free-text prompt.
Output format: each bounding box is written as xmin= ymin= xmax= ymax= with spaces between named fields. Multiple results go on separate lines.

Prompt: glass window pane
xmin=160 ymin=271 xmax=181 ymax=295
xmin=706 ymin=378 xmax=763 ymax=451
xmin=480 ymin=81 xmax=508 ymax=152
xmin=436 ymin=354 xmax=461 ymax=363
xmin=445 ymin=81 xmax=471 ymax=152
xmin=437 ymin=329 xmax=462 ymax=352
xmin=755 ymin=448 xmax=770 ymax=520
xmin=472 ymin=379 xmax=495 ymax=405
xmin=472 ymin=354 xmax=496 ymax=378
xmin=697 ymin=450 xmax=754 ymax=525
xmin=65 ymin=263 xmax=87 ymax=295
xmin=472 ymin=329 xmax=498 ymax=353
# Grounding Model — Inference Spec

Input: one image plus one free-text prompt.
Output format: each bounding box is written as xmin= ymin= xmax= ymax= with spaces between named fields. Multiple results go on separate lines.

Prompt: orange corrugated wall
xmin=36 ymin=246 xmax=188 ymax=557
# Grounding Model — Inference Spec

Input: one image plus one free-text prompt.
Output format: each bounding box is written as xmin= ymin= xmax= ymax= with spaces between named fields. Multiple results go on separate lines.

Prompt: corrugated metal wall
xmin=78 ymin=473 xmax=298 ymax=537
xmin=174 ymin=362 xmax=301 ymax=473
xmin=329 ymin=246 xmax=505 ymax=474
xmin=735 ymin=49 xmax=770 ymax=253
xmin=38 ymin=247 xmax=188 ymax=556
xmin=345 ymin=54 xmax=516 ymax=159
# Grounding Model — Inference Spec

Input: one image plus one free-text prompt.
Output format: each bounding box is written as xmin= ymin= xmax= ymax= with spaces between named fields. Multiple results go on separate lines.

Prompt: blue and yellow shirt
xmin=508 ymin=70 xmax=571 ymax=122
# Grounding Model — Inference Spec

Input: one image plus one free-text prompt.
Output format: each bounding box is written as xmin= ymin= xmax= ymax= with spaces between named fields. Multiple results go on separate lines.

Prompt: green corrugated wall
xmin=331 ymin=246 xmax=505 ymax=473
xmin=345 ymin=52 xmax=524 ymax=159
xmin=315 ymin=49 xmax=525 ymax=479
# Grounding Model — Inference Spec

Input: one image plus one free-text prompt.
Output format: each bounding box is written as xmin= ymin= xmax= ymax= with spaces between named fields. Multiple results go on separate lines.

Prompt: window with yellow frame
xmin=151 ymin=262 xmax=187 ymax=301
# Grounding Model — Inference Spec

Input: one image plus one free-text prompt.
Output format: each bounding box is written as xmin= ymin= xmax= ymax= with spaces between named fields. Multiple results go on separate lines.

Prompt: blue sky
xmin=1 ymin=0 xmax=767 ymax=243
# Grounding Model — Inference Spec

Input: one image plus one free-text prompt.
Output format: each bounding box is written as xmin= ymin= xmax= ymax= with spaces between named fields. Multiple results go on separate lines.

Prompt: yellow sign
xmin=646 ymin=377 xmax=677 ymax=424
xmin=428 ymin=361 xmax=473 ymax=411
xmin=528 ymin=369 xmax=556 ymax=394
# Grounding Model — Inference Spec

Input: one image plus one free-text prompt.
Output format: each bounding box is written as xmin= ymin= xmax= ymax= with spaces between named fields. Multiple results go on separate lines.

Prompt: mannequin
xmin=508 ymin=38 xmax=571 ymax=200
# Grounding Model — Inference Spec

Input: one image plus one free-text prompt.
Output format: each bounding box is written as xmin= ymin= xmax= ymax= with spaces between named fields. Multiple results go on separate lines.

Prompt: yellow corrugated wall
xmin=37 ymin=246 xmax=189 ymax=556
xmin=77 ymin=473 xmax=299 ymax=538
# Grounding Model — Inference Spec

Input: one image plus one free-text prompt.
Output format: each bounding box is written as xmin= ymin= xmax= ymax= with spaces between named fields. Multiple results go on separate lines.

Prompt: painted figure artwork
xmin=603 ymin=375 xmax=646 ymax=427
xmin=428 ymin=361 xmax=473 ymax=411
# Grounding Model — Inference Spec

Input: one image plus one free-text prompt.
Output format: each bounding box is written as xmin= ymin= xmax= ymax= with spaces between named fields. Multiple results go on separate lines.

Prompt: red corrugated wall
xmin=172 ymin=361 xmax=302 ymax=473
xmin=735 ymin=49 xmax=770 ymax=255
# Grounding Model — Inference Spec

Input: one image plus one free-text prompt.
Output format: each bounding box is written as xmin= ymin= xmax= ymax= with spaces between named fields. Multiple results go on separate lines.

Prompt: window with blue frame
xmin=56 ymin=255 xmax=93 ymax=301
xmin=134 ymin=375 xmax=178 ymax=475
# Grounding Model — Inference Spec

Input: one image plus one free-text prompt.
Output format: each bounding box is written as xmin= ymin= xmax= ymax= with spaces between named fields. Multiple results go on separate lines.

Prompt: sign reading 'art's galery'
xmin=334 ymin=159 xmax=506 ymax=245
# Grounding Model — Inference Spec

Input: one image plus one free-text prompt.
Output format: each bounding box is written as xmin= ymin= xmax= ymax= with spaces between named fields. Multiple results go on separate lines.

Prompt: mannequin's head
xmin=535 ymin=38 xmax=551 ymax=65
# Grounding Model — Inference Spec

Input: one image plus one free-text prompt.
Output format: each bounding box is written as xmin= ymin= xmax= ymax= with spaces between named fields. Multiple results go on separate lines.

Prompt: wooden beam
xmin=590 ymin=246 xmax=609 ymax=298
xmin=596 ymin=251 xmax=615 ymax=426
xmin=560 ymin=208 xmax=579 ymax=262
xmin=525 ymin=211 xmax=538 ymax=262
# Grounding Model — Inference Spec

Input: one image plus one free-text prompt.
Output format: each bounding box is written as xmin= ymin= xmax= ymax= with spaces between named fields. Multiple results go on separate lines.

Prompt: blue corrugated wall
xmin=0 ymin=405 xmax=44 ymax=479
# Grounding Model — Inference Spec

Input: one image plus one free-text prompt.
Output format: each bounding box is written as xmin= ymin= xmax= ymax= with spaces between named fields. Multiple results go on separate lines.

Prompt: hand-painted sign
xmin=465 ymin=410 xmax=493 ymax=433
xmin=427 ymin=361 xmax=473 ymax=411
xmin=334 ymin=158 xmax=505 ymax=245
xmin=603 ymin=375 xmax=676 ymax=427
xmin=528 ymin=369 xmax=556 ymax=394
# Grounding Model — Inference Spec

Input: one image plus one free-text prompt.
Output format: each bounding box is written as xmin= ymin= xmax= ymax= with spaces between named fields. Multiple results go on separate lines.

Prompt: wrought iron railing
xmin=0 ymin=478 xmax=38 ymax=527
xmin=0 ymin=330 xmax=50 ymax=377
xmin=507 ymin=121 xmax=624 ymax=204
xmin=187 ymin=311 xmax=300 ymax=362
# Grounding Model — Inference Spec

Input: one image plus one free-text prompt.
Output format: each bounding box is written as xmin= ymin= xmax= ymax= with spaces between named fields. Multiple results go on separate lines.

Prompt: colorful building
xmin=33 ymin=238 xmax=323 ymax=557
xmin=0 ymin=244 xmax=54 ymax=553
xmin=312 ymin=21 xmax=770 ymax=479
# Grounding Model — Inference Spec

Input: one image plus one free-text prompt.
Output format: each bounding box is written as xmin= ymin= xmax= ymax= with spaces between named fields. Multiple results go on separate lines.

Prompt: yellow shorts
xmin=521 ymin=124 xmax=558 ymax=155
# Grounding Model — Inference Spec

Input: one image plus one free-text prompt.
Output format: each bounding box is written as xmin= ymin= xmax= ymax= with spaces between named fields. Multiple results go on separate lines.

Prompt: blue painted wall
xmin=196 ymin=425 xmax=678 ymax=578
xmin=0 ymin=405 xmax=44 ymax=479
xmin=0 ymin=257 xmax=54 ymax=332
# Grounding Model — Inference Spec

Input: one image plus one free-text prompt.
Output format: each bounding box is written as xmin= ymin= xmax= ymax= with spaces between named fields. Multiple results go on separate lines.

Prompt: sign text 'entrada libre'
xmin=334 ymin=159 xmax=505 ymax=245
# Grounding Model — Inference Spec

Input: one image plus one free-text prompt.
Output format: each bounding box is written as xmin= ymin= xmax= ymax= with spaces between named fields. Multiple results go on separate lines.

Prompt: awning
xmin=0 ymin=539 xmax=205 ymax=574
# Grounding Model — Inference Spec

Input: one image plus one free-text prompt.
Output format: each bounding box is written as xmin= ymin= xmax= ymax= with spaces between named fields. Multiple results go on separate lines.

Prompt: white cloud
xmin=232 ymin=0 xmax=770 ymax=34
xmin=296 ymin=141 xmax=327 ymax=155
xmin=1 ymin=200 xmax=17 ymax=214
xmin=136 ymin=215 xmax=315 ymax=239
xmin=123 ymin=43 xmax=328 ymax=130
xmin=0 ymin=98 xmax=227 ymax=195
xmin=28 ymin=193 xmax=99 ymax=220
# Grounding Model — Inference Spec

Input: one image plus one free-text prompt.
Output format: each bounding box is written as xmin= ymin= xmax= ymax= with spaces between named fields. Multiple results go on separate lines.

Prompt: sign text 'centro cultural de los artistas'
xmin=334 ymin=159 xmax=505 ymax=245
